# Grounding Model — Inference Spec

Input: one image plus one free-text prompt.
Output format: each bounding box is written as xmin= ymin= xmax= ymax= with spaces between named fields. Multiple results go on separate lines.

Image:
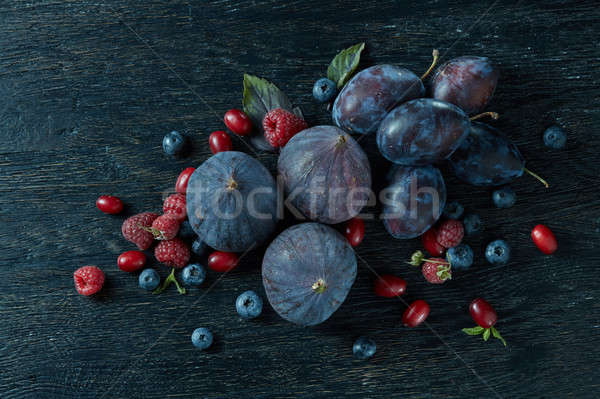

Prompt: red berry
xmin=96 ymin=195 xmax=123 ymax=214
xmin=208 ymin=251 xmax=238 ymax=272
xmin=163 ymin=194 xmax=186 ymax=222
xmin=402 ymin=300 xmax=430 ymax=328
xmin=531 ymin=224 xmax=557 ymax=255
xmin=422 ymin=227 xmax=445 ymax=256
xmin=117 ymin=250 xmax=147 ymax=272
xmin=155 ymin=238 xmax=190 ymax=268
xmin=224 ymin=109 xmax=253 ymax=136
xmin=175 ymin=167 xmax=195 ymax=195
xmin=373 ymin=274 xmax=406 ymax=297
xmin=73 ymin=265 xmax=105 ymax=296
xmin=343 ymin=217 xmax=365 ymax=247
xmin=122 ymin=212 xmax=159 ymax=250
xmin=422 ymin=258 xmax=451 ymax=284
xmin=209 ymin=130 xmax=233 ymax=154
xmin=435 ymin=219 xmax=464 ymax=248
xmin=469 ymin=298 xmax=497 ymax=329
xmin=150 ymin=215 xmax=180 ymax=240
xmin=262 ymin=108 xmax=307 ymax=148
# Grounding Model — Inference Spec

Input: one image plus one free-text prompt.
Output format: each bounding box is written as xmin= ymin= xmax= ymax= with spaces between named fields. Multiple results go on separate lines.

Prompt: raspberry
xmin=262 ymin=108 xmax=307 ymax=148
xmin=155 ymin=238 xmax=190 ymax=268
xmin=422 ymin=259 xmax=451 ymax=284
xmin=74 ymin=265 xmax=105 ymax=296
xmin=435 ymin=219 xmax=464 ymax=248
xmin=163 ymin=194 xmax=187 ymax=222
xmin=122 ymin=212 xmax=159 ymax=250
xmin=148 ymin=214 xmax=180 ymax=240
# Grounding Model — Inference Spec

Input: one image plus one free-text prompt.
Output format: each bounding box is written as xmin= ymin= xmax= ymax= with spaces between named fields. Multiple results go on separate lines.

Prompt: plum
xmin=278 ymin=125 xmax=371 ymax=224
xmin=332 ymin=65 xmax=425 ymax=135
xmin=381 ymin=165 xmax=446 ymax=239
xmin=376 ymin=98 xmax=471 ymax=165
xmin=449 ymin=122 xmax=548 ymax=187
xmin=431 ymin=56 xmax=499 ymax=115
xmin=186 ymin=151 xmax=278 ymax=252
xmin=262 ymin=223 xmax=357 ymax=326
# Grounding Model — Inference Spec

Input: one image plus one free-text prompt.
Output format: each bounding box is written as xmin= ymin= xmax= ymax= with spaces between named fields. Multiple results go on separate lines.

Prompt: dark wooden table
xmin=1 ymin=1 xmax=599 ymax=398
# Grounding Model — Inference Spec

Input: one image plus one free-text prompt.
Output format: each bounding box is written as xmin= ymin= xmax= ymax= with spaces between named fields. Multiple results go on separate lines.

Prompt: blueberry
xmin=463 ymin=213 xmax=483 ymax=235
xmin=543 ymin=126 xmax=567 ymax=149
xmin=182 ymin=263 xmax=206 ymax=286
xmin=353 ymin=336 xmax=376 ymax=360
xmin=235 ymin=290 xmax=263 ymax=319
xmin=312 ymin=77 xmax=337 ymax=103
xmin=162 ymin=131 xmax=187 ymax=156
xmin=178 ymin=220 xmax=196 ymax=239
xmin=191 ymin=238 xmax=208 ymax=257
xmin=138 ymin=268 xmax=160 ymax=291
xmin=443 ymin=201 xmax=464 ymax=219
xmin=191 ymin=327 xmax=213 ymax=350
xmin=492 ymin=187 xmax=516 ymax=208
xmin=446 ymin=244 xmax=474 ymax=270
xmin=485 ymin=240 xmax=511 ymax=265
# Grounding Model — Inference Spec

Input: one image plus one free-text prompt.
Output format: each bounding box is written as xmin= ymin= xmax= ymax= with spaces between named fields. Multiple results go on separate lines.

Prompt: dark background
xmin=1 ymin=0 xmax=599 ymax=398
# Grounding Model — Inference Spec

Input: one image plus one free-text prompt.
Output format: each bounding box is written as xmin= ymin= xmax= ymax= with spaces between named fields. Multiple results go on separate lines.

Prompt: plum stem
xmin=312 ymin=278 xmax=327 ymax=294
xmin=523 ymin=168 xmax=549 ymax=188
xmin=420 ymin=49 xmax=439 ymax=80
xmin=470 ymin=112 xmax=499 ymax=121
xmin=336 ymin=134 xmax=347 ymax=147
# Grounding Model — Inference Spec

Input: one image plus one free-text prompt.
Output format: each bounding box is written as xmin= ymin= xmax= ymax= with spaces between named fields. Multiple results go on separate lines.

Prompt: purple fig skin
xmin=262 ymin=223 xmax=357 ymax=326
xmin=333 ymin=65 xmax=425 ymax=135
xmin=431 ymin=56 xmax=499 ymax=115
xmin=376 ymin=98 xmax=471 ymax=166
xmin=382 ymin=165 xmax=446 ymax=239
xmin=278 ymin=125 xmax=371 ymax=224
xmin=186 ymin=151 xmax=277 ymax=252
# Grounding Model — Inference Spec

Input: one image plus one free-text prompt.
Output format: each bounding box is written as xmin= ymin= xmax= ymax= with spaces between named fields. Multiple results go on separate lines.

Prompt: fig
xmin=186 ymin=151 xmax=277 ymax=252
xmin=278 ymin=125 xmax=371 ymax=224
xmin=381 ymin=165 xmax=446 ymax=239
xmin=262 ymin=223 xmax=357 ymax=326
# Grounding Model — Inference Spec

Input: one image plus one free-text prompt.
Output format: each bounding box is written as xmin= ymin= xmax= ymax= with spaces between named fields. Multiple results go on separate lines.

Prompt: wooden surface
xmin=1 ymin=1 xmax=599 ymax=398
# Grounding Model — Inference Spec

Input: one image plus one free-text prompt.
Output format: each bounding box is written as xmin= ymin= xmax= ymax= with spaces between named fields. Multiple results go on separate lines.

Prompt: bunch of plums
xmin=333 ymin=52 xmax=547 ymax=239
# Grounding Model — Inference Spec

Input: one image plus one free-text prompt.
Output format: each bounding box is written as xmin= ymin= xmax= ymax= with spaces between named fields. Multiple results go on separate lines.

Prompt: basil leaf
xmin=327 ymin=42 xmax=365 ymax=88
xmin=242 ymin=74 xmax=296 ymax=152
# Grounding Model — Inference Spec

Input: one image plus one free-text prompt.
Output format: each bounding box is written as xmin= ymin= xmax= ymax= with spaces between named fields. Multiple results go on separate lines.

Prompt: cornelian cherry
xmin=96 ymin=195 xmax=124 ymax=214
xmin=422 ymin=227 xmax=445 ymax=256
xmin=531 ymin=224 xmax=557 ymax=254
xmin=209 ymin=131 xmax=233 ymax=154
xmin=208 ymin=251 xmax=238 ymax=272
xmin=117 ymin=250 xmax=147 ymax=272
xmin=343 ymin=217 xmax=365 ymax=247
xmin=469 ymin=298 xmax=497 ymax=328
xmin=175 ymin=167 xmax=195 ymax=194
xmin=402 ymin=299 xmax=430 ymax=327
xmin=373 ymin=274 xmax=406 ymax=297
xmin=224 ymin=109 xmax=253 ymax=136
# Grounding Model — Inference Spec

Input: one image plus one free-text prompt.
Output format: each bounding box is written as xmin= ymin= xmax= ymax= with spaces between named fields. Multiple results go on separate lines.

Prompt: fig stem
xmin=226 ymin=177 xmax=238 ymax=191
xmin=470 ymin=112 xmax=499 ymax=121
xmin=312 ymin=278 xmax=327 ymax=294
xmin=420 ymin=49 xmax=439 ymax=80
xmin=523 ymin=168 xmax=549 ymax=188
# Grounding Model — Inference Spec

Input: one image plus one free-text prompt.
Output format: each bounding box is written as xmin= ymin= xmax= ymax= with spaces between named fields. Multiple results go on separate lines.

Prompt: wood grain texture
xmin=1 ymin=0 xmax=599 ymax=398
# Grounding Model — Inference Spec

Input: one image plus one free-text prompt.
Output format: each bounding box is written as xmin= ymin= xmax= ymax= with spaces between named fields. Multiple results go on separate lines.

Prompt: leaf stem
xmin=470 ymin=111 xmax=499 ymax=121
xmin=420 ymin=49 xmax=440 ymax=80
xmin=523 ymin=168 xmax=549 ymax=188
xmin=153 ymin=268 xmax=186 ymax=295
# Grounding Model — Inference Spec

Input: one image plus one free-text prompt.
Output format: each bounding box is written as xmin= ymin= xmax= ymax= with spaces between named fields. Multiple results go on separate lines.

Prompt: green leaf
xmin=153 ymin=268 xmax=186 ymax=295
xmin=491 ymin=327 xmax=507 ymax=347
xmin=462 ymin=326 xmax=484 ymax=335
xmin=327 ymin=42 xmax=365 ymax=88
xmin=242 ymin=74 xmax=297 ymax=132
xmin=483 ymin=328 xmax=491 ymax=341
